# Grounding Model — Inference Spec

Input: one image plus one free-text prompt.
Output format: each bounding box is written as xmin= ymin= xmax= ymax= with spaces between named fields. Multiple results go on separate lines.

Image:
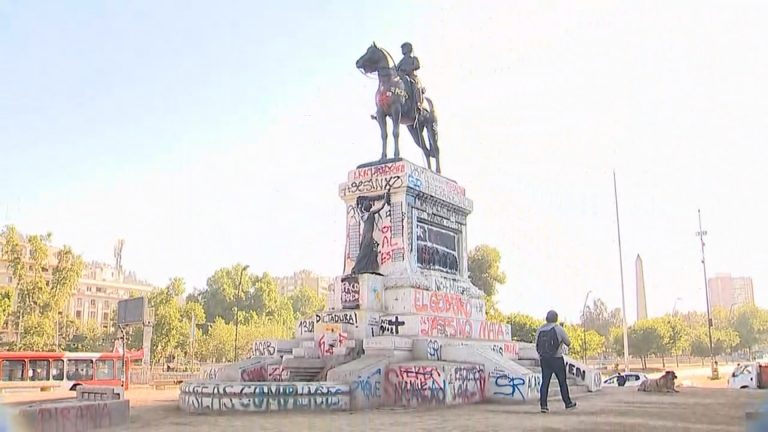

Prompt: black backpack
xmin=536 ymin=327 xmax=560 ymax=358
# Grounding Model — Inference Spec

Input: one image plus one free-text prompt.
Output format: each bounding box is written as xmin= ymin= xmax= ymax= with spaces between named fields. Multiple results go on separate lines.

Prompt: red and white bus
xmin=0 ymin=349 xmax=143 ymax=391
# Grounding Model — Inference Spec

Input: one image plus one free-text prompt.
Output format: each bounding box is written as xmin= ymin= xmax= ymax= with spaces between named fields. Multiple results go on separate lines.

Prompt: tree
xmin=564 ymin=324 xmax=605 ymax=361
xmin=628 ymin=319 xmax=664 ymax=369
xmin=289 ymin=286 xmax=325 ymax=321
xmin=484 ymin=297 xmax=506 ymax=323
xmin=688 ymin=326 xmax=738 ymax=364
xmin=200 ymin=265 xmax=252 ymax=324
xmin=467 ymin=245 xmax=506 ymax=298
xmin=608 ymin=326 xmax=625 ymax=357
xmin=0 ymin=287 xmax=11 ymax=331
xmin=195 ymin=317 xmax=234 ymax=363
xmin=581 ymin=298 xmax=622 ymax=339
xmin=506 ymin=312 xmax=542 ymax=343
xmin=1 ymin=226 xmax=83 ymax=350
xmin=65 ymin=321 xmax=111 ymax=352
xmin=148 ymin=278 xmax=187 ymax=365
xmin=659 ymin=315 xmax=692 ymax=367
xmin=732 ymin=305 xmax=768 ymax=355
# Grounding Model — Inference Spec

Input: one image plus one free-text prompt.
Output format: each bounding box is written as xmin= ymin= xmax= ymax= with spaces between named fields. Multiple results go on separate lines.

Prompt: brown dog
xmin=637 ymin=371 xmax=679 ymax=393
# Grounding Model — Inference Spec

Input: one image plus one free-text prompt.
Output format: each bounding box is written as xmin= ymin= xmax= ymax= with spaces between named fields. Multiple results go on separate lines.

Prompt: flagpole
xmin=613 ymin=170 xmax=630 ymax=372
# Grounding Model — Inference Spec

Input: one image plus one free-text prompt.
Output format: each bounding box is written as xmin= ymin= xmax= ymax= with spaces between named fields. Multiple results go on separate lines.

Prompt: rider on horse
xmin=397 ymin=42 xmax=424 ymax=116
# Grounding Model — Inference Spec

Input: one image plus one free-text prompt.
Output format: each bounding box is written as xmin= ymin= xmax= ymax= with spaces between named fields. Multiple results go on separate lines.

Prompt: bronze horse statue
xmin=356 ymin=43 xmax=441 ymax=173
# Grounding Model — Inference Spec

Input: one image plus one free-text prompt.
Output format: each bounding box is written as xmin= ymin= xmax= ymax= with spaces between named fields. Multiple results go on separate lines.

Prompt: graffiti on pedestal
xmin=340 ymin=275 xmax=361 ymax=309
xmin=344 ymin=187 xmax=406 ymax=275
xmin=416 ymin=222 xmax=459 ymax=274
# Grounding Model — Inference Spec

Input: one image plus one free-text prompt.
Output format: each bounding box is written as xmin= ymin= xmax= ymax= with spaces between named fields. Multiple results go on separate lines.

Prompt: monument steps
xmin=283 ymin=358 xmax=326 ymax=381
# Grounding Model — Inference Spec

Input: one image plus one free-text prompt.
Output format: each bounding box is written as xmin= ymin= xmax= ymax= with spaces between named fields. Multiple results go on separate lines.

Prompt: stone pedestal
xmin=323 ymin=159 xmax=511 ymax=341
xmin=337 ymin=158 xmax=481 ymax=299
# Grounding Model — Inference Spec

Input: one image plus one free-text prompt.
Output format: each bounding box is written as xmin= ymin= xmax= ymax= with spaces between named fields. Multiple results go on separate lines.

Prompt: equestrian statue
xmin=356 ymin=42 xmax=441 ymax=174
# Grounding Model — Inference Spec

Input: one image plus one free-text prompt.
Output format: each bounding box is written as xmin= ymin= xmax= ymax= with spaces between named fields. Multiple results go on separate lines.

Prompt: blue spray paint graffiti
xmin=351 ymin=368 xmax=382 ymax=401
xmin=426 ymin=339 xmax=442 ymax=361
xmin=492 ymin=373 xmax=527 ymax=400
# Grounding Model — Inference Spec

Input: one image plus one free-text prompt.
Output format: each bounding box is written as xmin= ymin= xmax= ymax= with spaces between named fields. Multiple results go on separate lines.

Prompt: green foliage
xmin=289 ymin=286 xmax=326 ymax=321
xmin=581 ymin=298 xmax=623 ymax=339
xmin=65 ymin=321 xmax=112 ymax=352
xmin=148 ymin=277 xmax=188 ymax=365
xmin=1 ymin=225 xmax=84 ymax=350
xmin=506 ymin=312 xmax=542 ymax=343
xmin=0 ymin=287 xmax=12 ymax=330
xmin=608 ymin=326 xmax=626 ymax=357
xmin=564 ymin=324 xmax=605 ymax=360
xmin=467 ymin=245 xmax=506 ymax=298
xmin=485 ymin=297 xmax=506 ymax=324
xmin=200 ymin=264 xmax=252 ymax=323
xmin=658 ymin=315 xmax=692 ymax=359
xmin=731 ymin=305 xmax=768 ymax=353
xmin=627 ymin=319 xmax=664 ymax=369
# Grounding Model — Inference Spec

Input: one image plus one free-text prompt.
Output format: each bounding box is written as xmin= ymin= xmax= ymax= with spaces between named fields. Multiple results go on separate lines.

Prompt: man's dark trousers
xmin=539 ymin=356 xmax=573 ymax=408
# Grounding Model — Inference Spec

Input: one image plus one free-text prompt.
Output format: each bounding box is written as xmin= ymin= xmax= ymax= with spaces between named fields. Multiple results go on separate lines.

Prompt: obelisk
xmin=635 ymin=254 xmax=648 ymax=321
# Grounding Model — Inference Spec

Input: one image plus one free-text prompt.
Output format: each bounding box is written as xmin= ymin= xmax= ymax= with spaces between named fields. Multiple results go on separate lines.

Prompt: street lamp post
xmin=696 ymin=209 xmax=717 ymax=379
xmin=581 ymin=290 xmax=592 ymax=364
xmin=613 ymin=171 xmax=630 ymax=373
xmin=233 ymin=264 xmax=250 ymax=363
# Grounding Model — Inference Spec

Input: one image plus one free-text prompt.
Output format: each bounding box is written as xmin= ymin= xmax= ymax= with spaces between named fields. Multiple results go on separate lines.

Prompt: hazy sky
xmin=1 ymin=1 xmax=766 ymax=323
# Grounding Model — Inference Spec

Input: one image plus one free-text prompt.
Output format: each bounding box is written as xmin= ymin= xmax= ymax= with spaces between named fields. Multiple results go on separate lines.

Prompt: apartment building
xmin=273 ymin=269 xmax=332 ymax=297
xmin=708 ymin=273 xmax=755 ymax=310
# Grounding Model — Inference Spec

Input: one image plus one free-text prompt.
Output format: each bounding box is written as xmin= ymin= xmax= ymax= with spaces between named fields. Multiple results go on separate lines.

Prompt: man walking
xmin=535 ymin=310 xmax=577 ymax=413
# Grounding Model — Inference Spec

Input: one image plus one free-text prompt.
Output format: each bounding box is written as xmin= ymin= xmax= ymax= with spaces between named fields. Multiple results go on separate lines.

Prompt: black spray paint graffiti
xmin=379 ymin=316 xmax=405 ymax=335
xmin=345 ymin=175 xmax=403 ymax=195
xmin=340 ymin=275 xmax=361 ymax=309
xmin=315 ymin=312 xmax=358 ymax=327
xmin=298 ymin=320 xmax=314 ymax=335
xmin=253 ymin=341 xmax=276 ymax=357
xmin=566 ymin=361 xmax=587 ymax=382
xmin=491 ymin=344 xmax=503 ymax=357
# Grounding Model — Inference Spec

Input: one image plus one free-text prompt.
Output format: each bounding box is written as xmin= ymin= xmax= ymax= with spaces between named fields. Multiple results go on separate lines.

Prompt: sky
xmin=1 ymin=1 xmax=766 ymax=323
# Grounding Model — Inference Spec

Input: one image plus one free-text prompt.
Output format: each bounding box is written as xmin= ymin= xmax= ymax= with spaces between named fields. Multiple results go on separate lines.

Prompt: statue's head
xmin=356 ymin=197 xmax=374 ymax=213
xmin=401 ymin=42 xmax=413 ymax=56
xmin=356 ymin=43 xmax=385 ymax=73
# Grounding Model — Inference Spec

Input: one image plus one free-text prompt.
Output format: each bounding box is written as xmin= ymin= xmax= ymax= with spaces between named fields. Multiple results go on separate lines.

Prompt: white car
xmin=602 ymin=372 xmax=648 ymax=387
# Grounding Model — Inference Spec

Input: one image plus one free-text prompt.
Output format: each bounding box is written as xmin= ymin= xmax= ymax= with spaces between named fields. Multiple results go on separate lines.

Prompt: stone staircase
xmin=283 ymin=358 xmax=326 ymax=381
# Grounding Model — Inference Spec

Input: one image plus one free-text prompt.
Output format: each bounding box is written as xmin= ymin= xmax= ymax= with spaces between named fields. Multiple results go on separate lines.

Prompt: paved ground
xmin=1 ymin=365 xmax=763 ymax=431
xmin=96 ymin=386 xmax=761 ymax=432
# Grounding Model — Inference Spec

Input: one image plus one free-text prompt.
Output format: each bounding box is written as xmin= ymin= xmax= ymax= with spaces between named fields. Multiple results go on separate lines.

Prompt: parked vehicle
xmin=0 ymin=349 xmax=143 ymax=391
xmin=728 ymin=362 xmax=768 ymax=389
xmin=602 ymin=372 xmax=648 ymax=387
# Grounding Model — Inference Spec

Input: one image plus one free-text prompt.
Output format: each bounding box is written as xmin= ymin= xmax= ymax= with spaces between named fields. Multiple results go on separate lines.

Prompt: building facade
xmin=273 ymin=270 xmax=332 ymax=297
xmin=67 ymin=261 xmax=155 ymax=330
xmin=708 ymin=273 xmax=755 ymax=310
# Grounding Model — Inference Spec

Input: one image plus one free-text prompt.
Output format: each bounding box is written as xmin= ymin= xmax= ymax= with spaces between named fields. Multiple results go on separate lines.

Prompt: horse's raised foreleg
xmin=391 ymin=105 xmax=402 ymax=159
xmin=376 ymin=109 xmax=388 ymax=160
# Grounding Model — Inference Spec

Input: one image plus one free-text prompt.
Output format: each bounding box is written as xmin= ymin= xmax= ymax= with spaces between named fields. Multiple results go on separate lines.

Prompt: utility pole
xmin=697 ymin=209 xmax=717 ymax=379
xmin=613 ymin=171 xmax=630 ymax=373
